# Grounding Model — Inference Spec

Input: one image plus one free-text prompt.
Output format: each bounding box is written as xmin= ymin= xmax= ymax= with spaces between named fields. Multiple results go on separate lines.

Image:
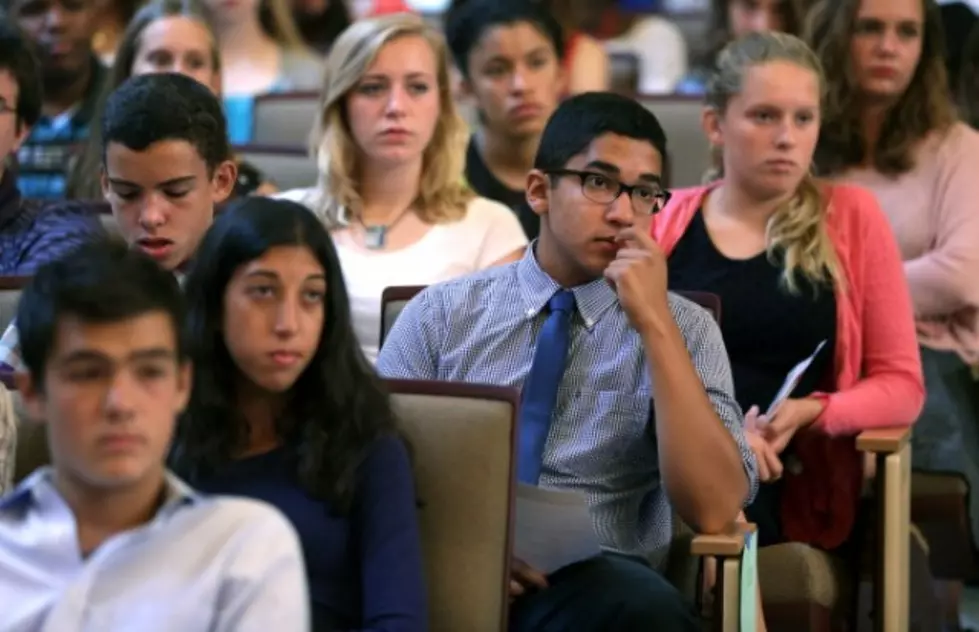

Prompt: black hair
xmin=295 ymin=0 xmax=350 ymax=55
xmin=0 ymin=18 xmax=41 ymax=129
xmin=444 ymin=0 xmax=564 ymax=78
xmin=172 ymin=197 xmax=402 ymax=513
xmin=533 ymin=91 xmax=668 ymax=171
xmin=18 ymin=238 xmax=188 ymax=389
xmin=958 ymin=20 xmax=979 ymax=130
xmin=100 ymin=72 xmax=231 ymax=174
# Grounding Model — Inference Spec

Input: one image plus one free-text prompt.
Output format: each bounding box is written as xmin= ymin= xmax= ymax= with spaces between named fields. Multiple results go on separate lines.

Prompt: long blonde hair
xmin=705 ymin=31 xmax=842 ymax=293
xmin=311 ymin=13 xmax=473 ymax=229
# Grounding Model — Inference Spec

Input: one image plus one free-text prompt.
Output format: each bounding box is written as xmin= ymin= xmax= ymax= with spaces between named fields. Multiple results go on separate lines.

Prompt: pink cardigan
xmin=652 ymin=182 xmax=925 ymax=548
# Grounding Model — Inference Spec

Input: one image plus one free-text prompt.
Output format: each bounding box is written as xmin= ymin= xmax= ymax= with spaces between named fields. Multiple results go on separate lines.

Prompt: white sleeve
xmin=468 ymin=197 xmax=529 ymax=269
xmin=212 ymin=508 xmax=311 ymax=632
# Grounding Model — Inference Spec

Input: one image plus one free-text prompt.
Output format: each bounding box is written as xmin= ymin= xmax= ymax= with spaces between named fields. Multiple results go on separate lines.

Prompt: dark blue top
xmin=0 ymin=169 xmax=104 ymax=275
xmin=195 ymin=436 xmax=427 ymax=632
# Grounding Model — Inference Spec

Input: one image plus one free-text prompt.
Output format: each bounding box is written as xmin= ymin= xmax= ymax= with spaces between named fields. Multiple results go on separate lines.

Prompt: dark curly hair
xmin=170 ymin=197 xmax=402 ymax=513
xmin=804 ymin=0 xmax=956 ymax=175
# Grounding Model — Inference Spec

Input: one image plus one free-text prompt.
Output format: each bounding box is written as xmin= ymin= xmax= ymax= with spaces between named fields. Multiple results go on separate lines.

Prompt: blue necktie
xmin=517 ymin=290 xmax=576 ymax=484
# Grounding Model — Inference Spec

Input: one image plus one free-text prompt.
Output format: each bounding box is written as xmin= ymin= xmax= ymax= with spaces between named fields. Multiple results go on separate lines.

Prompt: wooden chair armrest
xmin=690 ymin=522 xmax=754 ymax=557
xmin=856 ymin=426 xmax=912 ymax=454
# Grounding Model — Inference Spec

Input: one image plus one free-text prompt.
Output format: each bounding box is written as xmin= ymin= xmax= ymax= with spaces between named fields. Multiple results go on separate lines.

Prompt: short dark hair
xmin=534 ymin=92 xmax=668 ymax=172
xmin=0 ymin=18 xmax=41 ymax=129
xmin=444 ymin=0 xmax=564 ymax=78
xmin=101 ymin=72 xmax=231 ymax=173
xmin=18 ymin=238 xmax=188 ymax=388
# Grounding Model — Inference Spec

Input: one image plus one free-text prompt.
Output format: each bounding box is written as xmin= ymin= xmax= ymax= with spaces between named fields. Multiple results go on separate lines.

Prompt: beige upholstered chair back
xmin=0 ymin=276 xmax=29 ymax=332
xmin=387 ymin=379 xmax=517 ymax=632
xmin=379 ymin=286 xmax=427 ymax=348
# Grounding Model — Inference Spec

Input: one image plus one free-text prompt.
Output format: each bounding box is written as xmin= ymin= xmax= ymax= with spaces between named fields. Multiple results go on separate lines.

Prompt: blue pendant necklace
xmin=359 ymin=206 xmax=412 ymax=250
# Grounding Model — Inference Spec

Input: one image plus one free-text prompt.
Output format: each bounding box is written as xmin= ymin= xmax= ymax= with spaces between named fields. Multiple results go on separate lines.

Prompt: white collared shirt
xmin=0 ymin=468 xmax=310 ymax=632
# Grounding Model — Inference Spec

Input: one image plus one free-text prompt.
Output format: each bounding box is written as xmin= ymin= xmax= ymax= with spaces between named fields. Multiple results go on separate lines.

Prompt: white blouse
xmin=275 ymin=189 xmax=529 ymax=362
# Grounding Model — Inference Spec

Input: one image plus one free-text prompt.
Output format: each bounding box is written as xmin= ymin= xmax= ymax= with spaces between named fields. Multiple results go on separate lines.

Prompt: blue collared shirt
xmin=0 ymin=468 xmax=310 ymax=632
xmin=377 ymin=247 xmax=758 ymax=564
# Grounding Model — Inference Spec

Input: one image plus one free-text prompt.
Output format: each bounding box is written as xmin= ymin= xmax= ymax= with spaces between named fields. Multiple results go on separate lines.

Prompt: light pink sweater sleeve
xmin=904 ymin=125 xmax=979 ymax=316
xmin=815 ymin=187 xmax=925 ymax=435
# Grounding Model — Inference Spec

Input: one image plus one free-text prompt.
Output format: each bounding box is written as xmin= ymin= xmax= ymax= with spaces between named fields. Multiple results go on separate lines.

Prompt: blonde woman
xmin=654 ymin=31 xmax=942 ymax=628
xmin=277 ymin=14 xmax=527 ymax=363
xmin=204 ymin=0 xmax=323 ymax=143
xmin=655 ymin=29 xmax=923 ymax=553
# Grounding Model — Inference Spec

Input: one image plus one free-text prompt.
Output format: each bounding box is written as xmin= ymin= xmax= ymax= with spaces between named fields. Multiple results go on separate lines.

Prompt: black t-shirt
xmin=464 ymin=138 xmax=540 ymax=240
xmin=667 ymin=210 xmax=837 ymax=415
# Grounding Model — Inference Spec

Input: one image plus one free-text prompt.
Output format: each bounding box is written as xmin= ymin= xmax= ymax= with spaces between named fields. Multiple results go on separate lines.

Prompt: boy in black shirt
xmin=446 ymin=0 xmax=566 ymax=240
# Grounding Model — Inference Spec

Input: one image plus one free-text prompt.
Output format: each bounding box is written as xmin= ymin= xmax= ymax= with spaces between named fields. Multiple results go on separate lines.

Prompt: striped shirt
xmin=15 ymin=58 xmax=107 ymax=200
xmin=0 ymin=174 xmax=105 ymax=275
xmin=377 ymin=247 xmax=758 ymax=564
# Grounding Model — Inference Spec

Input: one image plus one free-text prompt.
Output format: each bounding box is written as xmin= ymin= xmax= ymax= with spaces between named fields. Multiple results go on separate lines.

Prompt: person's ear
xmin=456 ymin=70 xmax=474 ymax=100
xmin=14 ymin=371 xmax=47 ymax=425
xmin=11 ymin=122 xmax=30 ymax=153
xmin=174 ymin=360 xmax=193 ymax=415
xmin=210 ymin=159 xmax=238 ymax=206
xmin=100 ymin=167 xmax=110 ymax=201
xmin=702 ymin=106 xmax=724 ymax=149
xmin=554 ymin=58 xmax=569 ymax=97
xmin=525 ymin=169 xmax=550 ymax=218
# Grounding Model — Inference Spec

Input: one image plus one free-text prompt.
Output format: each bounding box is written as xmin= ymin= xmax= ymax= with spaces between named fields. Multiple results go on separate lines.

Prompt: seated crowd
xmin=0 ymin=0 xmax=977 ymax=629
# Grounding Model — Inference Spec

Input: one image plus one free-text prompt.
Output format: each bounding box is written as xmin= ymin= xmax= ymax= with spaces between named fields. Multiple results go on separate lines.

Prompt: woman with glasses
xmin=653 ymin=32 xmax=923 ymax=552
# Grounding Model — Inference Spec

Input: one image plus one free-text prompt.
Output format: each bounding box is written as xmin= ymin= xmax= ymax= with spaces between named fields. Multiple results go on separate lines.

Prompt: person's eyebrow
xmin=107 ymin=177 xmax=141 ymax=188
xmin=58 ymin=347 xmax=174 ymax=365
xmin=243 ymin=270 xmax=280 ymax=281
xmin=582 ymin=160 xmax=663 ymax=184
xmin=582 ymin=160 xmax=621 ymax=174
xmin=129 ymin=348 xmax=177 ymax=362
xmin=157 ymin=176 xmax=197 ymax=188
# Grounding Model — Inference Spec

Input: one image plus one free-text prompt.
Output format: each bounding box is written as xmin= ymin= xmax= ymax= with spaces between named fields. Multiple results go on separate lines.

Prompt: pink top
xmin=652 ymin=182 xmax=924 ymax=547
xmin=839 ymin=122 xmax=979 ymax=364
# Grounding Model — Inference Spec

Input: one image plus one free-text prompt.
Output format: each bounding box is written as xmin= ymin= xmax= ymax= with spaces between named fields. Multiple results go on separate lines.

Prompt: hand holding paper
xmin=513 ymin=483 xmax=602 ymax=576
xmin=764 ymin=340 xmax=827 ymax=417
xmin=761 ymin=398 xmax=825 ymax=453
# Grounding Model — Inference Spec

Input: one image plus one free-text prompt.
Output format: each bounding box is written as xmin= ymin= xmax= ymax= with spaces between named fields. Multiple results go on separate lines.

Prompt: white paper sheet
xmin=764 ymin=340 xmax=828 ymax=417
xmin=512 ymin=483 xmax=603 ymax=574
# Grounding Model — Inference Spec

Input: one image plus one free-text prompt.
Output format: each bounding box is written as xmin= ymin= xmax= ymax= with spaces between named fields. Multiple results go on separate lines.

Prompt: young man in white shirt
xmin=0 ymin=240 xmax=309 ymax=631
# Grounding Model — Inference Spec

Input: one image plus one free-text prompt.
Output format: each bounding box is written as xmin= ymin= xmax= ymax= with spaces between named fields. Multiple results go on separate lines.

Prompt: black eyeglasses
xmin=546 ymin=169 xmax=671 ymax=216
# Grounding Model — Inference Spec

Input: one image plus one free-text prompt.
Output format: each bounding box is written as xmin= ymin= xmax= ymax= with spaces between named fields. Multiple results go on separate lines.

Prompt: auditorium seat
xmin=637 ymin=95 xmax=710 ymax=188
xmin=252 ymin=92 xmax=320 ymax=148
xmin=0 ymin=276 xmax=28 ymax=332
xmin=234 ymin=145 xmax=319 ymax=192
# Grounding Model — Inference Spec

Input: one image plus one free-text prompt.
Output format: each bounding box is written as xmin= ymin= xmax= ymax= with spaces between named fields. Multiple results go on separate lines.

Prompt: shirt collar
xmin=0 ymin=467 xmax=199 ymax=518
xmin=515 ymin=241 xmax=619 ymax=329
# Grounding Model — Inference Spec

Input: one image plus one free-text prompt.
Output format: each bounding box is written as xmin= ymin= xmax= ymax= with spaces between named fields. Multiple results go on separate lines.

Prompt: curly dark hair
xmin=170 ymin=197 xmax=401 ymax=513
xmin=804 ymin=0 xmax=956 ymax=175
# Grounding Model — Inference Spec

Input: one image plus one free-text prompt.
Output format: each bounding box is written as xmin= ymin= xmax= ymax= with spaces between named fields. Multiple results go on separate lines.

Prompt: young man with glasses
xmin=377 ymin=92 xmax=758 ymax=632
